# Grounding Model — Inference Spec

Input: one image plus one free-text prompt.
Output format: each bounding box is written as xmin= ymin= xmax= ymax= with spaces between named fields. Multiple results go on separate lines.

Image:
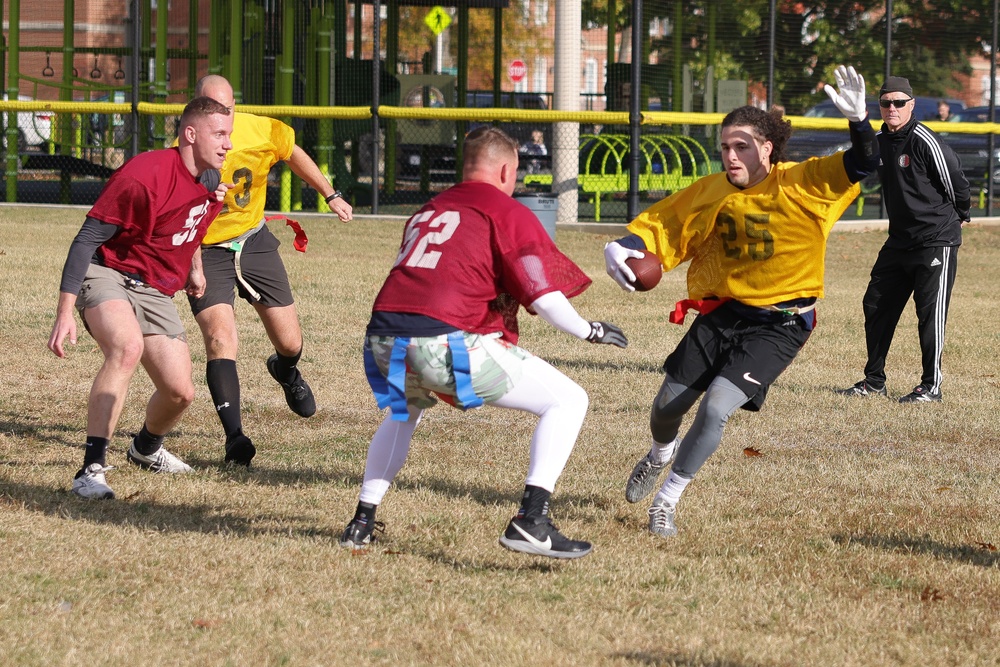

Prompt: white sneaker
xmin=126 ymin=440 xmax=192 ymax=473
xmin=648 ymin=500 xmax=678 ymax=538
xmin=72 ymin=463 xmax=116 ymax=499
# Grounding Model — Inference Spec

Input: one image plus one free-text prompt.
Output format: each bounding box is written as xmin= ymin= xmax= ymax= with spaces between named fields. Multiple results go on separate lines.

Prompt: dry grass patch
xmin=0 ymin=206 xmax=998 ymax=666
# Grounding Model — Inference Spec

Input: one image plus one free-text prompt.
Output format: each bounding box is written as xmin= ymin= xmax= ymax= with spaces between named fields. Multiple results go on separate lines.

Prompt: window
xmin=584 ymin=58 xmax=598 ymax=95
xmin=980 ymin=75 xmax=1000 ymax=106
xmin=533 ymin=57 xmax=547 ymax=94
xmin=535 ymin=0 xmax=548 ymax=26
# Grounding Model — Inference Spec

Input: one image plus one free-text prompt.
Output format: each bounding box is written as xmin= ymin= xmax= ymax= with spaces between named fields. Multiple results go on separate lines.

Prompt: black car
xmin=784 ymin=97 xmax=964 ymax=162
xmin=936 ymin=106 xmax=1000 ymax=189
xmin=395 ymin=92 xmax=549 ymax=180
xmin=784 ymin=97 xmax=998 ymax=190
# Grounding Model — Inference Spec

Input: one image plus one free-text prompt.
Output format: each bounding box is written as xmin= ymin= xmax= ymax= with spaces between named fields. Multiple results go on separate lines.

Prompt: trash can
xmin=514 ymin=192 xmax=557 ymax=240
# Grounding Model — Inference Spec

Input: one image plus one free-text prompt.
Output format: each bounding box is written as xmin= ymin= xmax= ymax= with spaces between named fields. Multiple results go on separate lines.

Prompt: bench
xmin=523 ymin=133 xmax=715 ymax=220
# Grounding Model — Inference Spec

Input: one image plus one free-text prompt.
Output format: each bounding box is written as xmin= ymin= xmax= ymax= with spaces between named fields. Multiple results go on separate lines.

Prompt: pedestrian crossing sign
xmin=425 ymin=6 xmax=451 ymax=35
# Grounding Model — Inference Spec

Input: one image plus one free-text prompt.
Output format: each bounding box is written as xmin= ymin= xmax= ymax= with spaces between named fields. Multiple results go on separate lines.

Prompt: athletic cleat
xmin=267 ymin=354 xmax=316 ymax=418
xmin=625 ymin=446 xmax=676 ymax=504
xmin=339 ymin=518 xmax=385 ymax=550
xmin=648 ymin=500 xmax=678 ymax=538
xmin=834 ymin=380 xmax=887 ymax=398
xmin=224 ymin=432 xmax=256 ymax=466
xmin=72 ymin=463 xmax=116 ymax=499
xmin=126 ymin=440 xmax=193 ymax=473
xmin=499 ymin=516 xmax=593 ymax=559
xmin=898 ymin=385 xmax=942 ymax=403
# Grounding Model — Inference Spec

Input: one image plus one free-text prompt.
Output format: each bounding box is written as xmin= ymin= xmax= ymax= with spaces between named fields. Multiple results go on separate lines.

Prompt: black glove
xmin=587 ymin=321 xmax=628 ymax=348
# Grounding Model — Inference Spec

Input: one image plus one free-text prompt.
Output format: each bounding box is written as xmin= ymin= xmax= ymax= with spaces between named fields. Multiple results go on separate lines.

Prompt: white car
xmin=2 ymin=94 xmax=54 ymax=152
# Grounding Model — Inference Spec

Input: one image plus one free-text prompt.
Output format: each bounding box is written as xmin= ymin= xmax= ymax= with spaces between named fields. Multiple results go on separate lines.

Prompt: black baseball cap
xmin=879 ymin=76 xmax=913 ymax=98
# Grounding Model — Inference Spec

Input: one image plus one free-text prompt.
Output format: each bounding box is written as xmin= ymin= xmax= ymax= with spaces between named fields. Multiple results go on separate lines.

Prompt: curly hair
xmin=721 ymin=106 xmax=793 ymax=163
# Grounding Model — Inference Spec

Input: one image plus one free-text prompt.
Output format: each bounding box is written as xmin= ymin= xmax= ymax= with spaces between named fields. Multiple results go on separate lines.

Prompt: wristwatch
xmin=325 ymin=191 xmax=343 ymax=204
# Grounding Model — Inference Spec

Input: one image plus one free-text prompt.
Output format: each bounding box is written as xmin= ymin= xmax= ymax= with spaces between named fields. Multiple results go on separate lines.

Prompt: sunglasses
xmin=879 ymin=98 xmax=912 ymax=109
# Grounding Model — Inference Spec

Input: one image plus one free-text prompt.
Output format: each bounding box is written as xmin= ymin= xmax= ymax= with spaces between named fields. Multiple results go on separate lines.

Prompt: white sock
xmin=650 ymin=437 xmax=679 ymax=466
xmin=654 ymin=471 xmax=692 ymax=507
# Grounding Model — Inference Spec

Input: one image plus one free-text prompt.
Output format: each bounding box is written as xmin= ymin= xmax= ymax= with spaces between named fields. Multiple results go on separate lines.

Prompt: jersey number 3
xmin=394 ymin=210 xmax=461 ymax=270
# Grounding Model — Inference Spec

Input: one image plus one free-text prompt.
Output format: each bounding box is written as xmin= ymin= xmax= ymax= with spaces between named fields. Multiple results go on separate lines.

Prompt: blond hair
xmin=464 ymin=126 xmax=519 ymax=165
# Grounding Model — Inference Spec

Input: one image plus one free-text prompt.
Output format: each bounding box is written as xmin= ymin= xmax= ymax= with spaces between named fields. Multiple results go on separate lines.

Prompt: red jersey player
xmin=340 ymin=126 xmax=627 ymax=559
xmin=48 ymin=96 xmax=233 ymax=499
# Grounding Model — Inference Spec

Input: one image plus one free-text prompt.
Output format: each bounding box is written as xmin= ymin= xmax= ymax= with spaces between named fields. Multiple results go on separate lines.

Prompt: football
xmin=625 ymin=251 xmax=662 ymax=291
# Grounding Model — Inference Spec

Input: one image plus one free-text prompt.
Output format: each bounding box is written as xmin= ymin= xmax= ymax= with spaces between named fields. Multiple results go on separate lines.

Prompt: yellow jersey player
xmin=603 ymin=65 xmax=879 ymax=538
xmin=189 ymin=75 xmax=353 ymax=466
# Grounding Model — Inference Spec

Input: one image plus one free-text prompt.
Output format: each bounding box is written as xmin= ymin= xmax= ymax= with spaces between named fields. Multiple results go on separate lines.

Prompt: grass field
xmin=1 ymin=206 xmax=998 ymax=667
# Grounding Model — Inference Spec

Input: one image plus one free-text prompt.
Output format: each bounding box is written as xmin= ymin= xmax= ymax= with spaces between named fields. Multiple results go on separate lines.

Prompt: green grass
xmin=1 ymin=207 xmax=998 ymax=666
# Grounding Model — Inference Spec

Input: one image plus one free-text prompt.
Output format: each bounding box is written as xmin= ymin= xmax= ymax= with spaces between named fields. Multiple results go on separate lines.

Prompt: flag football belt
xmin=670 ymin=298 xmax=815 ymax=324
xmin=761 ymin=303 xmax=816 ymax=315
xmin=364 ymin=332 xmax=484 ymax=421
xmin=209 ymin=219 xmax=267 ymax=301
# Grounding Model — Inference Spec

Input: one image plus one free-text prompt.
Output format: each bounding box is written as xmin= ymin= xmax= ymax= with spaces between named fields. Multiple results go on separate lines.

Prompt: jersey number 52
xmin=394 ymin=210 xmax=461 ymax=270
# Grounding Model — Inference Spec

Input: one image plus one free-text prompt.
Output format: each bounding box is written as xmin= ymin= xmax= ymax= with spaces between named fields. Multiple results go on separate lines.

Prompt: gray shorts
xmin=77 ymin=264 xmax=185 ymax=338
xmin=188 ymin=224 xmax=295 ymax=316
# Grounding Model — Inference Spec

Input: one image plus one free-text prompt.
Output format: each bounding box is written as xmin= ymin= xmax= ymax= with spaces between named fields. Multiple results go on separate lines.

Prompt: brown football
xmin=625 ymin=251 xmax=662 ymax=291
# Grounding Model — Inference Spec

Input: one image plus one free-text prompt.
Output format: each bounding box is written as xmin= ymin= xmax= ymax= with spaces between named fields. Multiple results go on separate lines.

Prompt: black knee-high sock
xmin=516 ymin=485 xmax=551 ymax=521
xmin=81 ymin=436 xmax=110 ymax=470
xmin=271 ymin=349 xmax=302 ymax=383
xmin=133 ymin=424 xmax=165 ymax=455
xmin=206 ymin=359 xmax=243 ymax=438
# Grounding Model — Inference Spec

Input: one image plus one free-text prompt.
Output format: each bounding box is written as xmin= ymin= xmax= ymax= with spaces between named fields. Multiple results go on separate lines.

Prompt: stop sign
xmin=508 ymin=59 xmax=527 ymax=83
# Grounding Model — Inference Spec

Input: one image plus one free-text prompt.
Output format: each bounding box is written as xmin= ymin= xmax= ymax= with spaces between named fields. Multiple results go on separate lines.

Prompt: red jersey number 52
xmin=394 ymin=210 xmax=461 ymax=270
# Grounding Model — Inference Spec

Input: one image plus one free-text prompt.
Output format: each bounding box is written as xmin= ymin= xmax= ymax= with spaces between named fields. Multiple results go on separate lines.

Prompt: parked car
xmin=784 ymin=97 xmax=964 ymax=163
xmin=1 ymin=94 xmax=54 ymax=152
xmin=396 ymin=92 xmax=550 ymax=179
xmin=937 ymin=106 xmax=1000 ymax=189
xmin=784 ymin=97 xmax=984 ymax=191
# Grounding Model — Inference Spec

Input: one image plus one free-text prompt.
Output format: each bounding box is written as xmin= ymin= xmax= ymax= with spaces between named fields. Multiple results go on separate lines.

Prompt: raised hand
xmin=823 ymin=65 xmax=867 ymax=123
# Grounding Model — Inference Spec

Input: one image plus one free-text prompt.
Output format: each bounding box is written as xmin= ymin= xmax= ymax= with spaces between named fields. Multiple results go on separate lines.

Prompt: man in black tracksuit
xmin=837 ymin=76 xmax=970 ymax=403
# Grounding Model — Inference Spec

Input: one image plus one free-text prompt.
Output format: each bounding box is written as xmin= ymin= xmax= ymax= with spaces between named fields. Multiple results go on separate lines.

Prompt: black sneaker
xmin=224 ymin=432 xmax=256 ymax=466
xmin=266 ymin=354 xmax=316 ymax=417
xmin=834 ymin=380 xmax=887 ymax=398
xmin=499 ymin=516 xmax=593 ymax=559
xmin=339 ymin=518 xmax=385 ymax=550
xmin=899 ymin=385 xmax=942 ymax=403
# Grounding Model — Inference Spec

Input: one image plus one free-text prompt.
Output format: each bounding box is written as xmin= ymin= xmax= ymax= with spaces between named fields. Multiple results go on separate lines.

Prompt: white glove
xmin=604 ymin=241 xmax=644 ymax=292
xmin=823 ymin=65 xmax=867 ymax=123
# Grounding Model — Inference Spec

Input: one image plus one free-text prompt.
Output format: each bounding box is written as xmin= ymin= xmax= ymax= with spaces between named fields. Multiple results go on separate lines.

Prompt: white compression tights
xmin=358 ymin=355 xmax=588 ymax=505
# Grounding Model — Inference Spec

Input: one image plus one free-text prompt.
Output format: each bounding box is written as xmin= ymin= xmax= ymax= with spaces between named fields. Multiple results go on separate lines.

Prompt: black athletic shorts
xmin=188 ymin=224 xmax=295 ymax=316
xmin=664 ymin=301 xmax=812 ymax=412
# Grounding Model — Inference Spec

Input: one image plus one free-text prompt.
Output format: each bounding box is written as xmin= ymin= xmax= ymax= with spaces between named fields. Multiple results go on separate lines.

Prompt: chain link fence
xmin=3 ymin=0 xmax=999 ymax=220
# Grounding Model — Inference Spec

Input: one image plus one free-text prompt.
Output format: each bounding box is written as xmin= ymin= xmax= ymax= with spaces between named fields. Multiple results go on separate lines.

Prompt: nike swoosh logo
xmin=742 ymin=372 xmax=762 ymax=386
xmin=511 ymin=522 xmax=552 ymax=551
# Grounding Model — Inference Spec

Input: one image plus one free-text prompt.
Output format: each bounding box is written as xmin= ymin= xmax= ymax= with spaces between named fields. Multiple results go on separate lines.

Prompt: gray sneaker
xmin=647 ymin=500 xmax=678 ymax=538
xmin=72 ymin=463 xmax=116 ymax=499
xmin=834 ymin=380 xmax=887 ymax=398
xmin=127 ymin=440 xmax=193 ymax=473
xmin=625 ymin=444 xmax=675 ymax=503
